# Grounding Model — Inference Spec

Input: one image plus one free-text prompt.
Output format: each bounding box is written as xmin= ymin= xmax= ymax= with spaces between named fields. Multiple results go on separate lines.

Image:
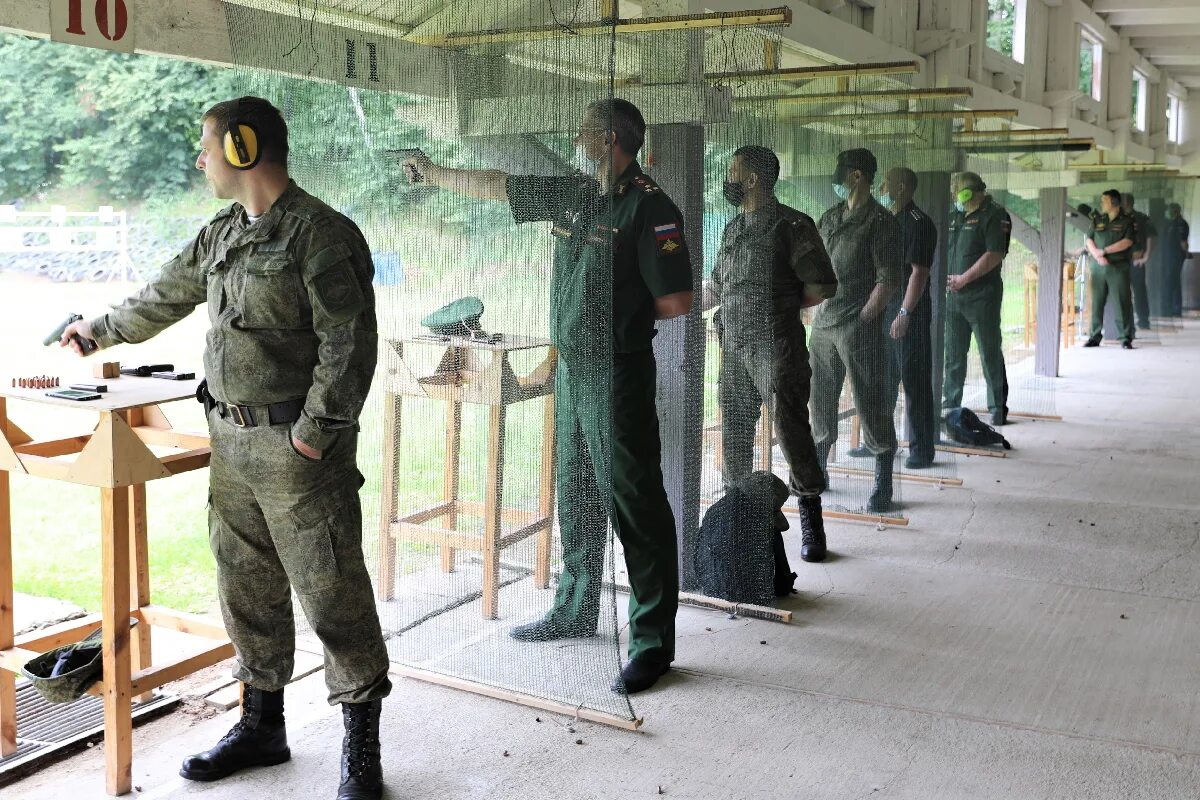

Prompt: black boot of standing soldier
xmin=798 ymin=494 xmax=827 ymax=563
xmin=867 ymin=453 xmax=895 ymax=514
xmin=337 ymin=699 xmax=384 ymax=800
xmin=179 ymin=686 xmax=289 ymax=781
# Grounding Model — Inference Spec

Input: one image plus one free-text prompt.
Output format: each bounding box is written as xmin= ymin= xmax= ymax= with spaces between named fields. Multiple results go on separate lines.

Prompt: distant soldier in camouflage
xmin=61 ymin=97 xmax=389 ymax=800
xmin=707 ymin=145 xmax=838 ymax=562
xmin=812 ymin=148 xmax=902 ymax=514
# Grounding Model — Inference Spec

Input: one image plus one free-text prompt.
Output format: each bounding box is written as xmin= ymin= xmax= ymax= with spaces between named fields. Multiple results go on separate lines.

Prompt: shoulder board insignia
xmin=910 ymin=209 xmax=921 ymax=220
xmin=632 ymin=176 xmax=661 ymax=194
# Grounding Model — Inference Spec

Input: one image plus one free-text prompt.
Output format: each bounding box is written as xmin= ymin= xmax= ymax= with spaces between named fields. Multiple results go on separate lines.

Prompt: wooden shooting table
xmin=376 ymin=334 xmax=557 ymax=620
xmin=0 ymin=377 xmax=232 ymax=796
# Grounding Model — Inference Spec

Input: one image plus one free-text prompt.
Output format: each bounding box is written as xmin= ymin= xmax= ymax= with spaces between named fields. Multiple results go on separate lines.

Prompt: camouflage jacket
xmin=712 ymin=199 xmax=837 ymax=344
xmin=89 ymin=181 xmax=377 ymax=452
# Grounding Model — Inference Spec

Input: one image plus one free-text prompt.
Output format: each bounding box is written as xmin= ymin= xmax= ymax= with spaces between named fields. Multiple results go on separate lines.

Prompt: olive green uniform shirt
xmin=1088 ymin=210 xmax=1136 ymax=266
xmin=1130 ymin=210 xmax=1156 ymax=255
xmin=712 ymin=199 xmax=838 ymax=345
xmin=89 ymin=181 xmax=377 ymax=452
xmin=948 ymin=197 xmax=1012 ymax=295
xmin=813 ymin=197 xmax=901 ymax=329
xmin=505 ymin=162 xmax=693 ymax=366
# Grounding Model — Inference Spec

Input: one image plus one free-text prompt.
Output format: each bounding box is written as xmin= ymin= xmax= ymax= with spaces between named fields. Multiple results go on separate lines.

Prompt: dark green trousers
xmin=884 ymin=301 xmax=936 ymax=463
xmin=1131 ymin=262 xmax=1151 ymax=329
xmin=207 ymin=409 xmax=391 ymax=705
xmin=809 ymin=316 xmax=897 ymax=456
xmin=942 ymin=285 xmax=1008 ymax=415
xmin=547 ymin=350 xmax=678 ymax=664
xmin=718 ymin=324 xmax=826 ymax=497
xmin=1089 ymin=261 xmax=1134 ymax=341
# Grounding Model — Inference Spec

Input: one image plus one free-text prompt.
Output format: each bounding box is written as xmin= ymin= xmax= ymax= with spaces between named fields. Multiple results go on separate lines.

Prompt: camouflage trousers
xmin=207 ymin=408 xmax=391 ymax=705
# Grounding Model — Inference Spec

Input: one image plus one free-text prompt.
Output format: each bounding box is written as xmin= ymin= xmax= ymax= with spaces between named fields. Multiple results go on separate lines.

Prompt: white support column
xmin=1035 ymin=186 xmax=1067 ymax=377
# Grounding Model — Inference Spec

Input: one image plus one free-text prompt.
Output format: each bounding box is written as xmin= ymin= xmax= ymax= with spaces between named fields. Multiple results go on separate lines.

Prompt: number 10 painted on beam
xmin=51 ymin=0 xmax=136 ymax=53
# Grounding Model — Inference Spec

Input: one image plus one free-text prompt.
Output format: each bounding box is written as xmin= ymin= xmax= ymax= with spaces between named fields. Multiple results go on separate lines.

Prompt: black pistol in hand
xmin=45 ymin=313 xmax=98 ymax=355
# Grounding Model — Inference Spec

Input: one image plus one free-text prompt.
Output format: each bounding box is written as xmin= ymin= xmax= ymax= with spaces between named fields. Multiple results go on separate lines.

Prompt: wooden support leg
xmin=850 ymin=413 xmax=861 ymax=450
xmin=100 ymin=485 xmax=133 ymax=796
xmin=376 ymin=393 xmax=401 ymax=601
xmin=535 ymin=393 xmax=554 ymax=590
xmin=482 ymin=405 xmax=506 ymax=619
xmin=0 ymin=399 xmax=16 ymax=757
xmin=441 ymin=401 xmax=463 ymax=574
xmin=127 ymin=483 xmax=152 ymax=704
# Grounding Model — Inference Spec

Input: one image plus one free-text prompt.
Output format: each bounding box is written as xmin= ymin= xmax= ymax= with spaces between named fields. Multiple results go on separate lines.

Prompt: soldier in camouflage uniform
xmin=407 ymin=99 xmax=693 ymax=695
xmin=812 ymin=149 xmax=902 ymax=514
xmin=708 ymin=145 xmax=838 ymax=562
xmin=62 ymin=97 xmax=389 ymax=800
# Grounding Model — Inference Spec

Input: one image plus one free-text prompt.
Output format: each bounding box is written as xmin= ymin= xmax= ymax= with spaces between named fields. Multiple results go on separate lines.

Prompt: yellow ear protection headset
xmin=222 ymin=99 xmax=261 ymax=171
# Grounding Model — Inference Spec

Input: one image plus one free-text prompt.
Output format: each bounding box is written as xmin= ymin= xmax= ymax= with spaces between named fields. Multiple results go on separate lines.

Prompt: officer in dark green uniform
xmin=407 ymin=99 xmax=693 ymax=695
xmin=62 ymin=97 xmax=389 ymax=800
xmin=1085 ymin=189 xmax=1137 ymax=349
xmin=812 ymin=148 xmax=901 ymax=514
xmin=941 ymin=172 xmax=1012 ymax=426
xmin=708 ymin=145 xmax=838 ymax=562
xmin=1122 ymin=193 xmax=1156 ymax=331
xmin=1163 ymin=203 xmax=1191 ymax=316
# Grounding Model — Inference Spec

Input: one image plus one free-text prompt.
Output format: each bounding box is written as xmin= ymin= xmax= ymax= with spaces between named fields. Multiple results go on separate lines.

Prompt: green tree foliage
xmin=986 ymin=0 xmax=1016 ymax=57
xmin=0 ymin=33 xmax=238 ymax=202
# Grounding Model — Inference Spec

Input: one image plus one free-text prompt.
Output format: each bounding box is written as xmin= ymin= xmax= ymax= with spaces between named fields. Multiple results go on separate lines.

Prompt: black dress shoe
xmin=180 ymin=687 xmax=290 ymax=782
xmin=509 ymin=618 xmax=595 ymax=642
xmin=1122 ymin=339 xmax=1134 ymax=350
xmin=337 ymin=700 xmax=383 ymax=800
xmin=845 ymin=445 xmax=872 ymax=458
xmin=904 ymin=453 xmax=934 ymax=470
xmin=1084 ymin=335 xmax=1102 ymax=347
xmin=611 ymin=658 xmax=670 ymax=695
xmin=798 ymin=494 xmax=826 ymax=563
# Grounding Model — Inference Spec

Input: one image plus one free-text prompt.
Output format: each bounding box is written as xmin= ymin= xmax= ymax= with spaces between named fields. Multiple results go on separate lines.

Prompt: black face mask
xmin=723 ymin=179 xmax=747 ymax=207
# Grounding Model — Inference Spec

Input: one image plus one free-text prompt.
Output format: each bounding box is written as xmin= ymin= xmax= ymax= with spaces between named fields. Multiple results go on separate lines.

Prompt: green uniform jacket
xmin=506 ymin=163 xmax=693 ymax=366
xmin=814 ymin=196 xmax=901 ymax=328
xmin=712 ymin=199 xmax=838 ymax=345
xmin=947 ymin=196 xmax=1011 ymax=299
xmin=1088 ymin=210 xmax=1136 ymax=266
xmin=1130 ymin=210 xmax=1156 ymax=255
xmin=89 ymin=181 xmax=377 ymax=452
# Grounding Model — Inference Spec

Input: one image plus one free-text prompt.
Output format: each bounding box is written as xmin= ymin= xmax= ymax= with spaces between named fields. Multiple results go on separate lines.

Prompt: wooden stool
xmin=376 ymin=335 xmax=557 ymax=620
xmin=0 ymin=379 xmax=230 ymax=796
xmin=1061 ymin=259 xmax=1078 ymax=348
xmin=1024 ymin=261 xmax=1039 ymax=349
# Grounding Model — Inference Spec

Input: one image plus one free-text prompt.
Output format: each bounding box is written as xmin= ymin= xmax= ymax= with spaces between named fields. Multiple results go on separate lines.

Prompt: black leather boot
xmin=337 ymin=699 xmax=383 ymax=800
xmin=798 ymin=494 xmax=827 ymax=563
xmin=867 ymin=454 xmax=894 ymax=514
xmin=179 ymin=686 xmax=289 ymax=781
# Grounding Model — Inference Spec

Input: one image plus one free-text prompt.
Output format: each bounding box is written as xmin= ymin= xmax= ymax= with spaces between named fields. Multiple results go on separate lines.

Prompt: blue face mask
xmin=878 ymin=192 xmax=893 ymax=209
xmin=833 ymin=183 xmax=851 ymax=201
xmin=954 ymin=201 xmax=967 ymax=213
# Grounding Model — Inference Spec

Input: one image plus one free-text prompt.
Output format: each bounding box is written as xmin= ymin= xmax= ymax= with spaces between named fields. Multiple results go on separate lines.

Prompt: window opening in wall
xmin=1132 ymin=71 xmax=1147 ymax=131
xmin=1078 ymin=30 xmax=1102 ymax=101
xmin=1168 ymin=94 xmax=1182 ymax=144
xmin=986 ymin=0 xmax=1025 ymax=63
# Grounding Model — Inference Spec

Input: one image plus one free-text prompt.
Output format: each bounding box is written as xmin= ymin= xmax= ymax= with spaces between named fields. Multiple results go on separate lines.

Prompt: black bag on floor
xmin=945 ymin=407 xmax=1011 ymax=450
xmin=694 ymin=472 xmax=795 ymax=605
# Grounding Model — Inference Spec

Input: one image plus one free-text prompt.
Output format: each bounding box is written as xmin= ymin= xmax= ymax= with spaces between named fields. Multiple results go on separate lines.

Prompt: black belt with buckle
xmin=216 ymin=398 xmax=305 ymax=428
xmin=196 ymin=380 xmax=304 ymax=428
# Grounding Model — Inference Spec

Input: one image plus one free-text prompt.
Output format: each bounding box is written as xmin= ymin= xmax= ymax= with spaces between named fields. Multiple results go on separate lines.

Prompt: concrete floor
xmin=8 ymin=320 xmax=1200 ymax=800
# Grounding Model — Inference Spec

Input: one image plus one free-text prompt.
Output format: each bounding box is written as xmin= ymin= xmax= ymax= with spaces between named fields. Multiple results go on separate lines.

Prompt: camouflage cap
xmin=420 ymin=296 xmax=485 ymax=337
xmin=21 ymin=619 xmax=138 ymax=704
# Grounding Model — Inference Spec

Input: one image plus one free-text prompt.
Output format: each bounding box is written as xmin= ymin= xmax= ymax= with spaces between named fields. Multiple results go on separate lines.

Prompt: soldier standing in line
xmin=61 ymin=97 xmax=390 ymax=800
xmin=1122 ymin=193 xmax=1156 ymax=332
xmin=708 ymin=145 xmax=838 ymax=562
xmin=811 ymin=148 xmax=902 ymax=514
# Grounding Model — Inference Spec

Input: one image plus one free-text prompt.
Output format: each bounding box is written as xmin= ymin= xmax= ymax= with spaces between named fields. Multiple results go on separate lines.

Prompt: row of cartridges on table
xmin=13 ymin=364 xmax=195 ymax=402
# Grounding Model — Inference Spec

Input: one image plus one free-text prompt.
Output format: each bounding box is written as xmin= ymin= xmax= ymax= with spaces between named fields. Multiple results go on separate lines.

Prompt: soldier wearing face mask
xmin=811 ymin=148 xmax=902 ymax=514
xmin=942 ymin=171 xmax=1012 ymax=424
xmin=706 ymin=145 xmax=838 ymax=561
